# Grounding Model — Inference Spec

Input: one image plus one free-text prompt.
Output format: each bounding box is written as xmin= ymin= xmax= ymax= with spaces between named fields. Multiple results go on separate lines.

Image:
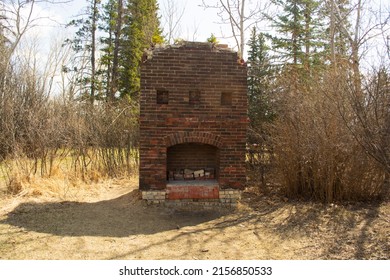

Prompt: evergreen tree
xmin=120 ymin=0 xmax=163 ymax=100
xmin=267 ymin=0 xmax=324 ymax=71
xmin=100 ymin=0 xmax=123 ymax=101
xmin=247 ymin=27 xmax=275 ymax=142
xmin=64 ymin=0 xmax=102 ymax=103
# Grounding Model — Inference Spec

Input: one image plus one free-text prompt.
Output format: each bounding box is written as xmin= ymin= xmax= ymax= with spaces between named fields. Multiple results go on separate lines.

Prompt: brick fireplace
xmin=139 ymin=41 xmax=247 ymax=206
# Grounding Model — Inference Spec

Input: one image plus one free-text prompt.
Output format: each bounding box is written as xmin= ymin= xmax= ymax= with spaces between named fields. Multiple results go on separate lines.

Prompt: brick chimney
xmin=139 ymin=42 xmax=247 ymax=207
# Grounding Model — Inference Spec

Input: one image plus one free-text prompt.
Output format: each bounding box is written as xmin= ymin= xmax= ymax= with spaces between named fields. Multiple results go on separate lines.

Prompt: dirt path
xmin=0 ymin=178 xmax=389 ymax=260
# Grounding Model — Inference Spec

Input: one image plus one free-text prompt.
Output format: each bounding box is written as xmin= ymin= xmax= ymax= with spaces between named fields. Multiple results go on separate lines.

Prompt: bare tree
xmin=326 ymin=0 xmax=390 ymax=177
xmin=1 ymin=0 xmax=40 ymax=75
xmin=161 ymin=0 xmax=187 ymax=44
xmin=0 ymin=1 xmax=70 ymax=69
xmin=110 ymin=0 xmax=123 ymax=101
xmin=201 ymin=0 xmax=268 ymax=58
xmin=188 ymin=19 xmax=200 ymax=41
xmin=90 ymin=0 xmax=98 ymax=104
xmin=328 ymin=0 xmax=390 ymax=90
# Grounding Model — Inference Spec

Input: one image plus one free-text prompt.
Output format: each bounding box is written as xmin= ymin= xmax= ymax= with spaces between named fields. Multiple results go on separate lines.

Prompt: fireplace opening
xmin=167 ymin=143 xmax=220 ymax=182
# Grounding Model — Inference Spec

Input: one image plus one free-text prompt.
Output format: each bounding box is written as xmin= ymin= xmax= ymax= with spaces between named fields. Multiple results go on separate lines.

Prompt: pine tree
xmin=268 ymin=0 xmax=324 ymax=71
xmin=119 ymin=0 xmax=163 ymax=100
xmin=100 ymin=0 xmax=123 ymax=101
xmin=247 ymin=27 xmax=275 ymax=142
xmin=64 ymin=0 xmax=102 ymax=103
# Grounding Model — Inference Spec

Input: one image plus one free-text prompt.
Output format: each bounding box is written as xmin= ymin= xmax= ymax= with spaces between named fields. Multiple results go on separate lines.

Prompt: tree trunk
xmin=239 ymin=0 xmax=245 ymax=58
xmin=110 ymin=0 xmax=123 ymax=102
xmin=304 ymin=2 xmax=311 ymax=71
xmin=329 ymin=0 xmax=336 ymax=68
xmin=90 ymin=0 xmax=98 ymax=104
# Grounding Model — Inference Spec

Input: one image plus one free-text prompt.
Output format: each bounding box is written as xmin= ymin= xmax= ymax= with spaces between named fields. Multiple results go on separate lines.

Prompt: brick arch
xmin=164 ymin=132 xmax=223 ymax=148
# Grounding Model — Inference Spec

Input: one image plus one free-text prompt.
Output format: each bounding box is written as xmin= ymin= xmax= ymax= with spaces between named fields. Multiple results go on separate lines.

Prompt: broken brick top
xmin=143 ymin=41 xmax=243 ymax=63
xmin=139 ymin=41 xmax=247 ymax=191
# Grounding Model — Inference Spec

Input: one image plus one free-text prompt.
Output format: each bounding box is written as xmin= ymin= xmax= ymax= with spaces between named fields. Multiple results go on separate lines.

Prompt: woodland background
xmin=1 ymin=0 xmax=389 ymax=203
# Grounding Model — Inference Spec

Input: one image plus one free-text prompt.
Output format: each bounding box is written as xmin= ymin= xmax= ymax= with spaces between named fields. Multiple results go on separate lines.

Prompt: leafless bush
xmin=268 ymin=68 xmax=387 ymax=202
xmin=0 ymin=53 xmax=139 ymax=185
xmin=339 ymin=67 xmax=390 ymax=176
xmin=67 ymin=100 xmax=139 ymax=179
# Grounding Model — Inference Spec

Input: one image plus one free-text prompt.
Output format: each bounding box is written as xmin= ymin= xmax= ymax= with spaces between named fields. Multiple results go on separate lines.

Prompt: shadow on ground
xmin=240 ymin=190 xmax=390 ymax=259
xmin=1 ymin=190 xmax=228 ymax=238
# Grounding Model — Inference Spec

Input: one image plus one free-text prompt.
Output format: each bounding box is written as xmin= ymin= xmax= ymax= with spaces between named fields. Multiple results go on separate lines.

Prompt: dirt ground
xmin=0 ymin=177 xmax=389 ymax=260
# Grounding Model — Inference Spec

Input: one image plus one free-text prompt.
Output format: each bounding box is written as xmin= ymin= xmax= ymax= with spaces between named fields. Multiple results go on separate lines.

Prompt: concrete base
xmin=141 ymin=182 xmax=241 ymax=208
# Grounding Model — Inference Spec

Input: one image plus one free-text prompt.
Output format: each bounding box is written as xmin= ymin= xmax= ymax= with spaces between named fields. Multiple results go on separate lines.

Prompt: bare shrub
xmin=64 ymin=100 xmax=139 ymax=180
xmin=269 ymin=69 xmax=387 ymax=202
xmin=338 ymin=67 xmax=390 ymax=176
xmin=0 ymin=56 xmax=139 ymax=185
xmin=0 ymin=60 xmax=68 ymax=177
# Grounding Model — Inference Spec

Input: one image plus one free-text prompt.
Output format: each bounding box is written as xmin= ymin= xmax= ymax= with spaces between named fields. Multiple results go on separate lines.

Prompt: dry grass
xmin=0 ymin=150 xmax=138 ymax=198
xmin=0 ymin=176 xmax=388 ymax=260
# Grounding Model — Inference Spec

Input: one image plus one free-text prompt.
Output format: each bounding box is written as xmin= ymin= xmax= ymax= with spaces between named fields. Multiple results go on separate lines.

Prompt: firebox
xmin=167 ymin=143 xmax=219 ymax=180
xmin=139 ymin=41 xmax=247 ymax=206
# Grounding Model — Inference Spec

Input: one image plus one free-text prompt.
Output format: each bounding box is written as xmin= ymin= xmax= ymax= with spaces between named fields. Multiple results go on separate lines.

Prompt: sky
xmin=6 ymin=0 xmax=245 ymax=95
xmin=29 ymin=0 xmax=241 ymax=51
xmin=7 ymin=0 xmax=390 ymax=77
xmin=3 ymin=0 xmax=388 ymax=98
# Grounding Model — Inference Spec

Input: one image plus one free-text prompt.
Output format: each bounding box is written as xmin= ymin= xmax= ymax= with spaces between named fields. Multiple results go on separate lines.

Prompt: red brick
xmin=167 ymin=185 xmax=219 ymax=200
xmin=139 ymin=42 xmax=247 ymax=193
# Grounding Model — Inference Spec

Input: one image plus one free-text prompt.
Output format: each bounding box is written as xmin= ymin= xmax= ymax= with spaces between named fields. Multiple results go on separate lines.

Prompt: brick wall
xmin=139 ymin=41 xmax=247 ymax=193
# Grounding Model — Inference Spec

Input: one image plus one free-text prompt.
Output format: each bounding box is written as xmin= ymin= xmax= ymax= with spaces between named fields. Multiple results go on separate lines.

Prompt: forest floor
xmin=0 ymin=176 xmax=389 ymax=260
